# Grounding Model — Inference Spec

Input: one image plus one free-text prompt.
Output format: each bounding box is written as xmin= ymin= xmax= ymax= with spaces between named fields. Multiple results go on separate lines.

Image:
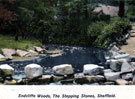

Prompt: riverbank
xmin=0 ymin=34 xmax=42 ymax=53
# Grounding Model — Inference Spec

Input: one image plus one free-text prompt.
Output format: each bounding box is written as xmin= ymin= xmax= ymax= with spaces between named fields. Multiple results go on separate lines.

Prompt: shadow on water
xmin=0 ymin=45 xmax=107 ymax=75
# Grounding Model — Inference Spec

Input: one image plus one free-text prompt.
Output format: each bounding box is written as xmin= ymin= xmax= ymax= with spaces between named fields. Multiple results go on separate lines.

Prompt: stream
xmin=0 ymin=44 xmax=107 ymax=78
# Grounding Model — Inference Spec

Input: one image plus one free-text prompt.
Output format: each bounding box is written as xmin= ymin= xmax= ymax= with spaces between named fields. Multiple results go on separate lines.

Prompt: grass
xmin=0 ymin=34 xmax=42 ymax=53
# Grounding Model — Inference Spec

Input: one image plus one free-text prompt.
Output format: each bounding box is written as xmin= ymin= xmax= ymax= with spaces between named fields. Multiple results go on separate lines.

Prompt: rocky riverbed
xmin=0 ymin=44 xmax=135 ymax=85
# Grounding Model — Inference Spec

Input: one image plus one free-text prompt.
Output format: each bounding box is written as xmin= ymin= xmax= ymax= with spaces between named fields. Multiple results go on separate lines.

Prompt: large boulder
xmin=83 ymin=64 xmax=104 ymax=75
xmin=104 ymin=72 xmax=121 ymax=81
xmin=16 ymin=50 xmax=30 ymax=57
xmin=24 ymin=64 xmax=43 ymax=78
xmin=121 ymin=61 xmax=133 ymax=73
xmin=1 ymin=48 xmax=16 ymax=57
xmin=0 ymin=64 xmax=14 ymax=77
xmin=52 ymin=64 xmax=74 ymax=76
xmin=110 ymin=59 xmax=126 ymax=72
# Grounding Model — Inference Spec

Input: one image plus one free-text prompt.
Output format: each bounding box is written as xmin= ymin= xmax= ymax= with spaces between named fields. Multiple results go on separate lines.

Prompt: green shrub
xmin=95 ymin=17 xmax=131 ymax=48
xmin=87 ymin=21 xmax=107 ymax=45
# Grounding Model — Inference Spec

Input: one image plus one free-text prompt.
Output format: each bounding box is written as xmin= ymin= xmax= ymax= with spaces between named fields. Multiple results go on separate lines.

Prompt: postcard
xmin=0 ymin=0 xmax=135 ymax=99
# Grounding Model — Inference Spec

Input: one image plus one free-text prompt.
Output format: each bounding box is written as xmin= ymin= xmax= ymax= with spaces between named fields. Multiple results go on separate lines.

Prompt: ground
xmin=0 ymin=34 xmax=42 ymax=53
xmin=120 ymin=23 xmax=135 ymax=55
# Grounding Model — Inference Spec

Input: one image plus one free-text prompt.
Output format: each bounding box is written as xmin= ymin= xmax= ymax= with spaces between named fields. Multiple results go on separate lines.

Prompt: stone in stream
xmin=104 ymin=72 xmax=121 ymax=81
xmin=115 ymin=79 xmax=128 ymax=85
xmin=28 ymin=75 xmax=52 ymax=84
xmin=83 ymin=64 xmax=104 ymax=76
xmin=53 ymin=75 xmax=64 ymax=82
xmin=24 ymin=64 xmax=43 ymax=78
xmin=74 ymin=73 xmax=105 ymax=84
xmin=0 ymin=64 xmax=14 ymax=77
xmin=60 ymin=79 xmax=74 ymax=84
xmin=16 ymin=50 xmax=30 ymax=57
xmin=34 ymin=46 xmax=46 ymax=54
xmin=28 ymin=50 xmax=39 ymax=57
xmin=52 ymin=64 xmax=74 ymax=76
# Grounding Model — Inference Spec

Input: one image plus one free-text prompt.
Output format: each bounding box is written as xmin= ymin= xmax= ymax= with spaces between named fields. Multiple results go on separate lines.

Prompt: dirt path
xmin=120 ymin=23 xmax=135 ymax=55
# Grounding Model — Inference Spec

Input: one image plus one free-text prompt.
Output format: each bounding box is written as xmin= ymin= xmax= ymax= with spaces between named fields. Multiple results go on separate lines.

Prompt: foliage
xmin=0 ymin=0 xmax=17 ymax=30
xmin=95 ymin=17 xmax=131 ymax=48
xmin=87 ymin=21 xmax=107 ymax=45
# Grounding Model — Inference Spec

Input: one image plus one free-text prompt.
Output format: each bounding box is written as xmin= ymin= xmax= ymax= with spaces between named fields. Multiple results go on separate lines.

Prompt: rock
xmin=29 ymin=75 xmax=52 ymax=84
xmin=16 ymin=50 xmax=30 ymax=57
xmin=110 ymin=59 xmax=124 ymax=72
xmin=116 ymin=79 xmax=128 ymax=85
xmin=53 ymin=76 xmax=64 ymax=82
xmin=0 ymin=54 xmax=6 ymax=62
xmin=104 ymin=69 xmax=113 ymax=73
xmin=74 ymin=73 xmax=105 ymax=84
xmin=4 ymin=80 xmax=17 ymax=85
xmin=0 ymin=77 xmax=4 ymax=82
xmin=0 ymin=54 xmax=5 ymax=59
xmin=34 ymin=46 xmax=46 ymax=54
xmin=1 ymin=48 xmax=16 ymax=57
xmin=128 ymin=56 xmax=135 ymax=62
xmin=24 ymin=64 xmax=43 ymax=78
xmin=104 ymin=82 xmax=115 ymax=85
xmin=52 ymin=64 xmax=74 ymax=76
xmin=110 ymin=45 xmax=120 ymax=52
xmin=5 ymin=55 xmax=13 ymax=60
xmin=60 ymin=79 xmax=74 ymax=84
xmin=28 ymin=50 xmax=39 ymax=57
xmin=50 ymin=53 xmax=62 ymax=57
xmin=113 ymin=53 xmax=130 ymax=59
xmin=0 ymin=64 xmax=14 ymax=77
xmin=83 ymin=64 xmax=104 ymax=75
xmin=104 ymin=72 xmax=121 ymax=81
xmin=17 ymin=79 xmax=26 ymax=85
xmin=121 ymin=61 xmax=133 ymax=73
xmin=121 ymin=73 xmax=133 ymax=81
xmin=128 ymin=81 xmax=133 ymax=85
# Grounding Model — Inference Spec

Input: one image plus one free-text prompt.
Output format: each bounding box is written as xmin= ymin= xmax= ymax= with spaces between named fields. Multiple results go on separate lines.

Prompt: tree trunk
xmin=84 ymin=0 xmax=88 ymax=20
xmin=118 ymin=0 xmax=125 ymax=18
xmin=15 ymin=29 xmax=19 ymax=41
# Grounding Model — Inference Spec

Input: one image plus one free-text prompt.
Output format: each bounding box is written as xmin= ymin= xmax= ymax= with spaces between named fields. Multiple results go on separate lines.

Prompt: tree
xmin=0 ymin=0 xmax=17 ymax=30
xmin=118 ymin=0 xmax=125 ymax=18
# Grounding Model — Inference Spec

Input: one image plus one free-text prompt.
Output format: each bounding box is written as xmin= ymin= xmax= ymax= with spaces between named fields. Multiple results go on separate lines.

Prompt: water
xmin=0 ymin=45 xmax=107 ymax=75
